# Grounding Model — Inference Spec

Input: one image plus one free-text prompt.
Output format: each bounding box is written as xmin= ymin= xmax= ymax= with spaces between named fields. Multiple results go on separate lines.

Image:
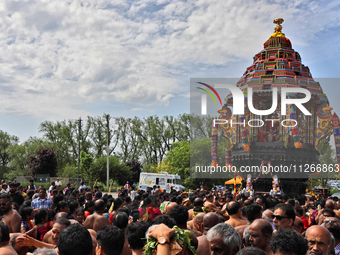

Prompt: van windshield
xmin=174 ymin=179 xmax=181 ymax=185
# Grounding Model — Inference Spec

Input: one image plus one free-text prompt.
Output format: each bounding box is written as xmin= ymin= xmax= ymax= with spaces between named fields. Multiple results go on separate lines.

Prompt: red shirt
xmin=301 ymin=216 xmax=309 ymax=229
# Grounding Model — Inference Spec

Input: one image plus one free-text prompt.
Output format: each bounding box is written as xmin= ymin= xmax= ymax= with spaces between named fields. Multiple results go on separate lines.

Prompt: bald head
xmin=306 ymin=225 xmax=332 ymax=245
xmin=194 ymin=213 xmax=205 ymax=223
xmin=262 ymin=209 xmax=273 ymax=222
xmin=325 ymin=200 xmax=335 ymax=210
xmin=56 ymin=212 xmax=68 ymax=220
xmin=251 ymin=219 xmax=273 ymax=237
xmin=203 ymin=212 xmax=220 ymax=235
xmin=293 ymin=216 xmax=303 ymax=234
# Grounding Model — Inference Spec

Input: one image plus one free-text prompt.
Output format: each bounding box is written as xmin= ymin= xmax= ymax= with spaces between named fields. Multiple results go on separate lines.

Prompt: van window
xmin=167 ymin=179 xmax=172 ymax=183
xmin=156 ymin=178 xmax=159 ymax=185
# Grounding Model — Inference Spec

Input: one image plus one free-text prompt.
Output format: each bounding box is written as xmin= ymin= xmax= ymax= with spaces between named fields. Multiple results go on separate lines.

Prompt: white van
xmin=139 ymin=172 xmax=185 ymax=192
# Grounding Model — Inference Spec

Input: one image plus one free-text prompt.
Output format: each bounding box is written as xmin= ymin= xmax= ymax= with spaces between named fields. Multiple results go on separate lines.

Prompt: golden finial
xmin=268 ymin=18 xmax=285 ymax=39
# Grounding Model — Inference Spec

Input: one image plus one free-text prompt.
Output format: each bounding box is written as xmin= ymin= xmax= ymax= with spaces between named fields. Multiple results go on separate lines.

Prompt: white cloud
xmin=0 ymin=0 xmax=339 ymax=119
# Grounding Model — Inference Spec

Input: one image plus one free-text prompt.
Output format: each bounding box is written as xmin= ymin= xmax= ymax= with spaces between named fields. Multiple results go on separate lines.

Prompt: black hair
xmin=152 ymin=215 xmax=176 ymax=228
xmin=96 ymin=225 xmax=125 ymax=255
xmin=0 ymin=193 xmax=10 ymax=200
xmin=84 ymin=200 xmax=95 ymax=211
xmin=35 ymin=209 xmax=48 ymax=224
xmin=168 ymin=205 xmax=188 ymax=225
xmin=57 ymin=201 xmax=68 ymax=212
xmin=287 ymin=199 xmax=295 ymax=207
xmin=246 ymin=204 xmax=262 ymax=222
xmin=176 ymin=196 xmax=183 ymax=204
xmin=236 ymin=246 xmax=267 ymax=255
xmin=193 ymin=198 xmax=204 ymax=207
xmin=20 ymin=206 xmax=34 ymax=221
xmin=164 ymin=193 xmax=170 ymax=199
xmin=75 ymin=207 xmax=84 ymax=216
xmin=126 ymin=221 xmax=150 ymax=250
xmin=69 ymin=201 xmax=79 ymax=214
xmin=0 ymin=221 xmax=10 ymax=242
xmin=142 ymin=197 xmax=152 ymax=207
xmin=274 ymin=203 xmax=295 ymax=220
xmin=118 ymin=206 xmax=131 ymax=216
xmin=227 ymin=201 xmax=240 ymax=215
xmin=124 ymin=196 xmax=131 ymax=204
xmin=294 ymin=205 xmax=304 ymax=216
xmin=269 ymin=229 xmax=308 ymax=255
xmin=55 ymin=217 xmax=71 ymax=227
xmin=78 ymin=195 xmax=85 ymax=206
xmin=170 ymin=196 xmax=177 ymax=202
xmin=12 ymin=202 xmax=19 ymax=211
xmin=58 ymin=224 xmax=93 ymax=255
xmin=112 ymin=212 xmax=129 ymax=230
xmin=323 ymin=208 xmax=336 ymax=217
xmin=113 ymin=197 xmax=123 ymax=211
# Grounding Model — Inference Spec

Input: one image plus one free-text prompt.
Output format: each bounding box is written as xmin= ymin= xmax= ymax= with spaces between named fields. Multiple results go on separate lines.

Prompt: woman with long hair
xmin=84 ymin=200 xmax=95 ymax=220
xmin=75 ymin=207 xmax=85 ymax=225
xmin=35 ymin=209 xmax=49 ymax=241
xmin=19 ymin=206 xmax=36 ymax=237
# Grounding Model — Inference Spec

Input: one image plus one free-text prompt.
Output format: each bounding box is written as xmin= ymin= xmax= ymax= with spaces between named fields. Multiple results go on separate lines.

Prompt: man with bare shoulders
xmin=0 ymin=193 xmax=20 ymax=233
xmin=84 ymin=199 xmax=109 ymax=232
xmin=0 ymin=222 xmax=17 ymax=255
xmin=188 ymin=198 xmax=204 ymax=221
xmin=225 ymin=201 xmax=247 ymax=228
xmin=204 ymin=194 xmax=222 ymax=214
xmin=248 ymin=219 xmax=273 ymax=255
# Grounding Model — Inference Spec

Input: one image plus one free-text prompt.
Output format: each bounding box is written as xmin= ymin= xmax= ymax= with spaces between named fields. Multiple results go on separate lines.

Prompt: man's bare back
xmin=225 ymin=218 xmax=248 ymax=228
xmin=2 ymin=209 xmax=21 ymax=233
xmin=42 ymin=230 xmax=53 ymax=244
xmin=0 ymin=243 xmax=18 ymax=255
xmin=84 ymin=213 xmax=109 ymax=232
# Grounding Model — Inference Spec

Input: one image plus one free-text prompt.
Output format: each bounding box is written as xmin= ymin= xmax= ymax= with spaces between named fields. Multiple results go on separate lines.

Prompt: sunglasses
xmin=271 ymin=214 xmax=289 ymax=221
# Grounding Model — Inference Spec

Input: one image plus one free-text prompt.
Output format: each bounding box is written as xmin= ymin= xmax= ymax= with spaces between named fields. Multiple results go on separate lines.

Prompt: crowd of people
xmin=0 ymin=180 xmax=339 ymax=255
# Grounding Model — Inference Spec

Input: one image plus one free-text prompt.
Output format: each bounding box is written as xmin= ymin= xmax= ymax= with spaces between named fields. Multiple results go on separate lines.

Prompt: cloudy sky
xmin=1 ymin=0 xmax=340 ymax=142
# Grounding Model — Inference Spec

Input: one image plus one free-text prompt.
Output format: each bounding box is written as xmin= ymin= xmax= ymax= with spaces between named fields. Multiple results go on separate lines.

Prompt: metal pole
xmin=106 ymin=114 xmax=110 ymax=189
xmin=77 ymin=118 xmax=81 ymax=186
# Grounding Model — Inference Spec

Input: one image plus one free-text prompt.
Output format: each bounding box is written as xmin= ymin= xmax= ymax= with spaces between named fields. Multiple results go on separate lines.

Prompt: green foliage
xmin=80 ymin=151 xmax=94 ymax=181
xmin=90 ymin=156 xmax=131 ymax=185
xmin=58 ymin=163 xmax=78 ymax=178
xmin=28 ymin=147 xmax=58 ymax=177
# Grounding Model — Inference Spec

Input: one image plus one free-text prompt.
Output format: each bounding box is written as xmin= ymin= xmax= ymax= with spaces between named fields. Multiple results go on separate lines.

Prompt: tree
xmin=80 ymin=151 xmax=94 ymax=182
xmin=28 ymin=147 xmax=58 ymax=177
xmin=0 ymin=130 xmax=19 ymax=179
xmin=126 ymin=160 xmax=143 ymax=183
xmin=90 ymin=156 xmax=131 ymax=185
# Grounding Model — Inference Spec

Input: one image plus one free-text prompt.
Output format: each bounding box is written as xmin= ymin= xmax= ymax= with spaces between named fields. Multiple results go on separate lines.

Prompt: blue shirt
xmin=32 ymin=197 xmax=52 ymax=210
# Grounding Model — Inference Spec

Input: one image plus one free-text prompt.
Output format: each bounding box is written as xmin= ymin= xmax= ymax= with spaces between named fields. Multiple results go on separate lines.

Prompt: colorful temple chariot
xmin=213 ymin=18 xmax=336 ymax=196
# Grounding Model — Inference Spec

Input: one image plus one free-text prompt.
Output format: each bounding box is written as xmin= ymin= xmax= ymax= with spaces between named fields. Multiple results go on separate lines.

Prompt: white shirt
xmin=79 ymin=184 xmax=86 ymax=190
xmin=55 ymin=180 xmax=62 ymax=186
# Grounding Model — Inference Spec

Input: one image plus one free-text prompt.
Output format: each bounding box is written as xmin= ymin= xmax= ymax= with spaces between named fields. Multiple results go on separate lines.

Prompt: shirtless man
xmin=204 ymin=195 xmax=222 ymax=214
xmin=203 ymin=212 xmax=220 ymax=235
xmin=0 ymin=222 xmax=17 ymax=255
xmin=84 ymin=199 xmax=109 ymax=232
xmin=225 ymin=201 xmax=247 ymax=228
xmin=0 ymin=193 xmax=20 ymax=233
xmin=248 ymin=219 xmax=273 ymax=255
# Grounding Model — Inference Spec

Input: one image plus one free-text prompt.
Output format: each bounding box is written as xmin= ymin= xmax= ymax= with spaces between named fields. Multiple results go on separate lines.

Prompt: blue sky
xmin=1 ymin=0 xmax=340 ymax=143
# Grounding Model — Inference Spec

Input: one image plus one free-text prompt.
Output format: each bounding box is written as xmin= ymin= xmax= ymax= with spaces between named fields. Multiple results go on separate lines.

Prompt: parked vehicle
xmin=139 ymin=172 xmax=185 ymax=192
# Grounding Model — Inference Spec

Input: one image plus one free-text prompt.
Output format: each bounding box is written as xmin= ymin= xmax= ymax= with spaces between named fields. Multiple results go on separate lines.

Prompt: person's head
xmin=227 ymin=201 xmax=241 ymax=216
xmin=69 ymin=201 xmax=80 ymax=215
xmin=35 ymin=209 xmax=48 ymax=224
xmin=193 ymin=198 xmax=204 ymax=207
xmin=85 ymin=192 xmax=92 ymax=201
xmin=272 ymin=204 xmax=295 ymax=230
xmin=322 ymin=208 xmax=335 ymax=218
xmin=293 ymin=216 xmax=304 ymax=234
xmin=262 ymin=209 xmax=273 ymax=222
xmin=126 ymin=221 xmax=150 ymax=252
xmin=94 ymin=199 xmax=105 ymax=214
xmin=248 ymin=219 xmax=273 ymax=250
xmin=85 ymin=200 xmax=95 ymax=213
xmin=305 ymin=225 xmax=332 ymax=255
xmin=236 ymin=247 xmax=267 ymax=255
xmin=206 ymin=194 xmax=214 ymax=202
xmin=152 ymin=215 xmax=176 ymax=228
xmin=32 ymin=248 xmax=58 ymax=255
xmin=294 ymin=205 xmax=304 ymax=217
xmin=96 ymin=225 xmax=125 ymax=255
xmin=324 ymin=217 xmax=340 ymax=242
xmin=165 ymin=202 xmax=177 ymax=216
xmin=58 ymin=224 xmax=92 ymax=255
xmin=206 ymin=223 xmax=242 ymax=255
xmin=168 ymin=205 xmax=188 ymax=226
xmin=20 ymin=206 xmax=35 ymax=221
xmin=246 ymin=204 xmax=262 ymax=223
xmin=0 ymin=193 xmax=12 ymax=214
xmin=112 ymin=212 xmax=129 ymax=230
xmin=75 ymin=208 xmax=85 ymax=224
xmin=1 ymin=183 xmax=7 ymax=190
xmin=269 ymin=228 xmax=308 ymax=255
xmin=255 ymin=196 xmax=267 ymax=210
xmin=39 ymin=187 xmax=47 ymax=199
xmin=57 ymin=201 xmax=68 ymax=213
xmin=193 ymin=213 xmax=205 ymax=233
xmin=9 ymin=183 xmax=17 ymax=193
xmin=52 ymin=218 xmax=71 ymax=245
xmin=203 ymin=212 xmax=222 ymax=235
